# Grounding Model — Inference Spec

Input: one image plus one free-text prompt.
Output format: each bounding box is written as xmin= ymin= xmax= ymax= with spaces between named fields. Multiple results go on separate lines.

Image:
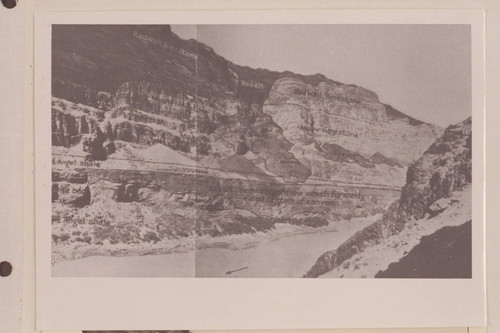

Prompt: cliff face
xmin=398 ymin=117 xmax=472 ymax=220
xmin=305 ymin=117 xmax=472 ymax=278
xmin=51 ymin=25 xmax=445 ymax=252
xmin=52 ymin=161 xmax=400 ymax=239
xmin=265 ymin=77 xmax=440 ymax=164
xmin=264 ymin=77 xmax=441 ymax=187
xmin=52 ymin=25 xmax=442 ymax=189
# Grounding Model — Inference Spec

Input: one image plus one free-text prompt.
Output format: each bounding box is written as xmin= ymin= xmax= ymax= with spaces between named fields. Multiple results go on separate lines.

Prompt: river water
xmin=52 ymin=217 xmax=374 ymax=278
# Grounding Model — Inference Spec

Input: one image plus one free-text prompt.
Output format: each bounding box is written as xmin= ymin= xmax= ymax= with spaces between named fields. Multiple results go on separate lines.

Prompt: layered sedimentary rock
xmin=264 ymin=77 xmax=442 ymax=187
xmin=50 ymin=25 xmax=445 ymax=249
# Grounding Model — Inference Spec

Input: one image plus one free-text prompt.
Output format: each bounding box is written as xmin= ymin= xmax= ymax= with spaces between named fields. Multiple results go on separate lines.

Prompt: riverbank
xmin=196 ymin=215 xmax=377 ymax=278
xmin=52 ymin=235 xmax=195 ymax=265
xmin=52 ymin=215 xmax=380 ymax=277
xmin=318 ymin=187 xmax=471 ymax=278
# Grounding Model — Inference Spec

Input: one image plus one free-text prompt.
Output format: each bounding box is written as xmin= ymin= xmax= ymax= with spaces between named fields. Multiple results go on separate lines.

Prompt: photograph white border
xmin=34 ymin=9 xmax=486 ymax=331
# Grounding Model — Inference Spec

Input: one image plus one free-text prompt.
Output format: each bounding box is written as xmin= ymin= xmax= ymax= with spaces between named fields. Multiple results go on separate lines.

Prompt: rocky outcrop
xmin=114 ymin=81 xmax=193 ymax=120
xmin=370 ymin=152 xmax=403 ymax=168
xmin=263 ymin=77 xmax=442 ymax=187
xmin=50 ymin=163 xmax=401 ymax=239
xmin=82 ymin=168 xmax=399 ymax=216
xmin=305 ymin=117 xmax=472 ymax=278
xmin=428 ymin=198 xmax=450 ymax=215
xmin=319 ymin=143 xmax=375 ymax=169
xmin=52 ymin=169 xmax=91 ymax=207
xmin=398 ymin=117 xmax=471 ymax=220
xmin=52 ymin=109 xmax=97 ymax=147
xmin=111 ymin=119 xmax=168 ymax=146
xmin=52 ymin=99 xmax=172 ymax=153
xmin=52 ymin=79 xmax=113 ymax=110
xmin=304 ymin=202 xmax=400 ymax=278
xmin=264 ymin=78 xmax=442 ymax=176
xmin=235 ymin=135 xmax=249 ymax=155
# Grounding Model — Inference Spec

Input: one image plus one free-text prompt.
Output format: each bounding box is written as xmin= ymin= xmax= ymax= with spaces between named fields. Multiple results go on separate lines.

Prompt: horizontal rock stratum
xmin=50 ymin=25 xmax=449 ymax=260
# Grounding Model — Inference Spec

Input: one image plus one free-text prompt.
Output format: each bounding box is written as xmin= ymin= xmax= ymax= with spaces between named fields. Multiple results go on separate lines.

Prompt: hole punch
xmin=0 ymin=261 xmax=12 ymax=277
xmin=1 ymin=0 xmax=17 ymax=9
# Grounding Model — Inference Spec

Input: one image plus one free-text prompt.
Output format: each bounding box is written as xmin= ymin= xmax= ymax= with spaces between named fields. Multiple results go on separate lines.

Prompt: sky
xmin=172 ymin=25 xmax=471 ymax=127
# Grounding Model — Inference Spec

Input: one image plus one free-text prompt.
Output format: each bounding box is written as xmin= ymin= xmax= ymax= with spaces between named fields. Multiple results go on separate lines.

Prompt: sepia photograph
xmin=33 ymin=9 xmax=487 ymax=330
xmin=49 ymin=24 xmax=472 ymax=278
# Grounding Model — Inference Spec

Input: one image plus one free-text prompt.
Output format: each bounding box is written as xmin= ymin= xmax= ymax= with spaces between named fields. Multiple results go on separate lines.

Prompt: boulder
xmin=82 ymin=128 xmax=107 ymax=160
xmin=97 ymin=91 xmax=113 ymax=110
xmin=428 ymin=198 xmax=449 ymax=213
xmin=55 ymin=183 xmax=91 ymax=207
xmin=89 ymin=181 xmax=121 ymax=203
xmin=103 ymin=139 xmax=116 ymax=156
xmin=117 ymin=183 xmax=140 ymax=202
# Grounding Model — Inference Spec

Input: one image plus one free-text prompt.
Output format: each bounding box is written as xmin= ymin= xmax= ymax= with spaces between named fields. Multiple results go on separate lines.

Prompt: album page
xmin=32 ymin=9 xmax=486 ymax=330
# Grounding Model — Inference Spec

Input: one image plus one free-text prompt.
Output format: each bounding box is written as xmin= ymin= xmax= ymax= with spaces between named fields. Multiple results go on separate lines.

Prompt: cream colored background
xmin=16 ymin=0 xmax=500 ymax=333
xmin=33 ymin=8 xmax=486 ymax=331
xmin=0 ymin=1 xmax=25 ymax=333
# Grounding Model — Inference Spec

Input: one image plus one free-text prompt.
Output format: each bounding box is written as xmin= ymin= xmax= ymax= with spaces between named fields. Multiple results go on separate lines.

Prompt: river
xmin=52 ymin=217 xmax=375 ymax=278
